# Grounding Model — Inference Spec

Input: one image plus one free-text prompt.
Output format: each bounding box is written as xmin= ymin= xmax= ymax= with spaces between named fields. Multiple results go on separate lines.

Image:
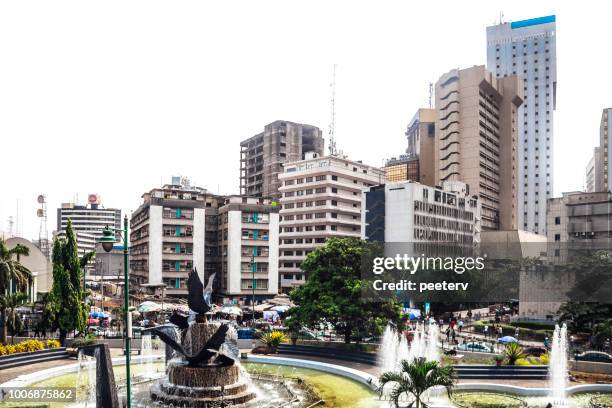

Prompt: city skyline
xmin=2 ymin=1 xmax=611 ymax=240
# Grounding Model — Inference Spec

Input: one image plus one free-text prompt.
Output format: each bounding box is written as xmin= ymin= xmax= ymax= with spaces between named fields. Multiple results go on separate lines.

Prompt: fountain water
xmin=549 ymin=323 xmax=569 ymax=407
xmin=141 ymin=334 xmax=155 ymax=379
xmin=378 ymin=322 xmax=441 ymax=375
xmin=77 ymin=350 xmax=96 ymax=407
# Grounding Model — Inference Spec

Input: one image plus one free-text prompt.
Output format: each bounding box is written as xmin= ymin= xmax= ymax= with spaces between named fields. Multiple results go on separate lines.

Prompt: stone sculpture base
xmin=151 ymin=322 xmax=256 ymax=407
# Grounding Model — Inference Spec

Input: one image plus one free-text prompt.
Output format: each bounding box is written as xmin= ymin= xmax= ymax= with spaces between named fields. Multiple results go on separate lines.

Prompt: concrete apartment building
xmin=277 ymin=153 xmax=384 ymax=293
xmin=217 ymin=196 xmax=279 ymax=303
xmin=240 ymin=121 xmax=324 ymax=200
xmin=129 ymin=177 xmax=224 ymax=298
xmin=56 ymin=196 xmax=121 ymax=264
xmin=547 ymin=191 xmax=612 ymax=250
xmin=361 ymin=180 xmax=481 ymax=244
xmin=434 ymin=65 xmax=523 ymax=231
xmin=487 ymin=15 xmax=557 ymax=234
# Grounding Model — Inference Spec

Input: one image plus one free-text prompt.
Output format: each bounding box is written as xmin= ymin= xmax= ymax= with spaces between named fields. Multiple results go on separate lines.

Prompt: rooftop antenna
xmin=428 ymin=82 xmax=434 ymax=108
xmin=328 ymin=64 xmax=337 ymax=156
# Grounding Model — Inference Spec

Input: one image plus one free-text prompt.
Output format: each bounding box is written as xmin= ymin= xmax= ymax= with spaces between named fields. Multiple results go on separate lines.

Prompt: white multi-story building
xmin=217 ymin=196 xmax=279 ymax=303
xmin=278 ymin=153 xmax=384 ymax=293
xmin=56 ymin=197 xmax=121 ymax=265
xmin=487 ymin=15 xmax=557 ymax=234
xmin=361 ymin=180 xmax=481 ymax=244
xmin=130 ymin=177 xmax=225 ymax=298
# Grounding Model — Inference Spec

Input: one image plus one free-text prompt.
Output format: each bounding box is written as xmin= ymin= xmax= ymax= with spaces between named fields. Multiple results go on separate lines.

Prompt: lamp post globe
xmin=100 ymin=226 xmax=117 ymax=253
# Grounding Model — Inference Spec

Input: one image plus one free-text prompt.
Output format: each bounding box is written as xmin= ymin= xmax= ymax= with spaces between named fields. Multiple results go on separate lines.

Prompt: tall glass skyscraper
xmin=486 ymin=15 xmax=557 ymax=234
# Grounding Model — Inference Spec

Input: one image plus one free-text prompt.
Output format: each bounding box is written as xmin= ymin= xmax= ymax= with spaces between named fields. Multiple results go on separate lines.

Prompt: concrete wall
xmin=227 ymin=210 xmax=242 ymax=294
xmin=193 ymin=207 xmax=205 ymax=282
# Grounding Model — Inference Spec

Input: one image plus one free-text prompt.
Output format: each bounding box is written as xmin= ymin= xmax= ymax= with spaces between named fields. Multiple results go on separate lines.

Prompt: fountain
xmin=549 ymin=323 xmax=569 ymax=407
xmin=378 ymin=322 xmax=441 ymax=375
xmin=147 ymin=269 xmax=256 ymax=407
xmin=78 ymin=344 xmax=120 ymax=408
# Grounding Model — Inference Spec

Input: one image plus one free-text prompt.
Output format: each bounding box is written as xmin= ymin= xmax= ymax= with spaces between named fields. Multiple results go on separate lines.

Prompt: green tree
xmin=289 ymin=238 xmax=402 ymax=344
xmin=51 ymin=219 xmax=92 ymax=345
xmin=0 ymin=292 xmax=29 ymax=343
xmin=378 ymin=358 xmax=456 ymax=408
xmin=557 ymin=302 xmax=612 ymax=333
xmin=37 ymin=292 xmax=58 ymax=334
xmin=0 ymin=239 xmax=32 ymax=343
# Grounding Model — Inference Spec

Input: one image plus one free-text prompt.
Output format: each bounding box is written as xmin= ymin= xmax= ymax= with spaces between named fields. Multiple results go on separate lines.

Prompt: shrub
xmin=504 ymin=343 xmax=526 ymax=365
xmin=259 ymin=330 xmax=287 ymax=353
xmin=21 ymin=340 xmax=45 ymax=352
xmin=46 ymin=340 xmax=61 ymax=349
xmin=510 ymin=321 xmax=556 ymax=330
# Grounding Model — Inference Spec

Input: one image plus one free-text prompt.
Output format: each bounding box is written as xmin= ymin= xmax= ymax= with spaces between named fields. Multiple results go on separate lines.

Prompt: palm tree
xmin=0 ymin=239 xmax=32 ymax=343
xmin=0 ymin=292 xmax=29 ymax=343
xmin=378 ymin=358 xmax=457 ymax=408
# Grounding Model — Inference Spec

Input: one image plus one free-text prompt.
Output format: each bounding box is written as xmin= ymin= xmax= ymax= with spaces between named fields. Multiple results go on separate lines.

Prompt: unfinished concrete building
xmin=240 ymin=121 xmax=324 ymax=200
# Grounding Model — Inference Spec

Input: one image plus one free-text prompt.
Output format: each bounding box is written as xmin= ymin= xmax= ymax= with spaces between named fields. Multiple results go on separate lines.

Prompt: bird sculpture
xmin=148 ymin=323 xmax=238 ymax=367
xmin=187 ymin=269 xmax=215 ymax=315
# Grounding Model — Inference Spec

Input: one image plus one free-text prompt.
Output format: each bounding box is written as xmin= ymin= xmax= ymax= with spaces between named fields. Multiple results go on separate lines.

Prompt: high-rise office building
xmin=240 ymin=121 xmax=324 ymax=200
xmin=598 ymin=108 xmax=612 ymax=192
xmin=56 ymin=196 xmax=121 ymax=262
xmin=487 ymin=15 xmax=557 ymax=234
xmin=277 ymin=153 xmax=384 ymax=293
xmin=434 ymin=65 xmax=523 ymax=231
xmin=130 ymin=177 xmax=225 ymax=298
xmin=217 ymin=196 xmax=279 ymax=303
xmin=405 ymin=108 xmax=437 ymax=186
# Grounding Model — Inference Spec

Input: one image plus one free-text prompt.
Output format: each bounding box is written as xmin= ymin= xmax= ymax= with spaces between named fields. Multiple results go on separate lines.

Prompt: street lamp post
xmin=100 ymin=216 xmax=132 ymax=408
xmin=251 ymin=252 xmax=255 ymax=331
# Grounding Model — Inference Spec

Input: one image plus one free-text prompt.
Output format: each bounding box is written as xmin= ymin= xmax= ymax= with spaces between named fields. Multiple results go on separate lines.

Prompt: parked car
xmin=574 ymin=351 xmax=612 ymax=363
xmin=458 ymin=342 xmax=493 ymax=353
xmin=524 ymin=346 xmax=548 ymax=357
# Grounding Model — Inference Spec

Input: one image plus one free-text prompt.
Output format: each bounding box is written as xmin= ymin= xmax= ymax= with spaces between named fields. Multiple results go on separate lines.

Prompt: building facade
xmin=277 ymin=153 xmax=384 ymax=293
xmin=56 ymin=197 xmax=121 ymax=263
xmin=405 ymin=108 xmax=437 ymax=186
xmin=361 ymin=180 xmax=481 ymax=244
xmin=547 ymin=191 xmax=612 ymax=249
xmin=487 ymin=15 xmax=557 ymax=234
xmin=585 ymin=147 xmax=603 ymax=193
xmin=435 ymin=65 xmax=523 ymax=231
xmin=129 ymin=178 xmax=224 ymax=298
xmin=240 ymin=121 xmax=324 ymax=200
xmin=217 ymin=196 xmax=279 ymax=303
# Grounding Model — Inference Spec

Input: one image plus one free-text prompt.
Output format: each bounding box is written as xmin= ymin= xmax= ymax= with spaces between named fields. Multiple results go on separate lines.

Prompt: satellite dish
xmin=37 ymin=195 xmax=45 ymax=204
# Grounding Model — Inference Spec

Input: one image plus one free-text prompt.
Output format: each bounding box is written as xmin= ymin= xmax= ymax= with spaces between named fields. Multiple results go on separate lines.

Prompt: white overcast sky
xmin=1 ymin=0 xmax=611 ymax=240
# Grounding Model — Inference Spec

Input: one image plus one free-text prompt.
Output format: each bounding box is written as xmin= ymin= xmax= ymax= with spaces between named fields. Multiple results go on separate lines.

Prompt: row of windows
xmin=413 ymin=228 xmax=474 ymax=244
xmin=414 ymin=200 xmax=475 ymax=221
xmin=414 ymin=214 xmax=475 ymax=233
